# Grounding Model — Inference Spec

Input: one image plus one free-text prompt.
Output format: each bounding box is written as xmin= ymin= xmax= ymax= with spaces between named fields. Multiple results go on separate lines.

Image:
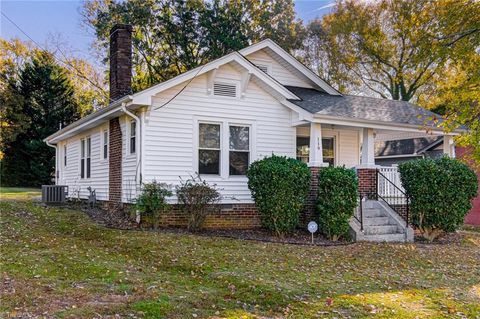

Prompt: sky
xmin=0 ymin=0 xmax=335 ymax=65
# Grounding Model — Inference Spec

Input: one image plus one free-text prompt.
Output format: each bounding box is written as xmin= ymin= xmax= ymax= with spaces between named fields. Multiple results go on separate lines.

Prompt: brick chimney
xmin=108 ymin=24 xmax=132 ymax=210
xmin=109 ymin=24 xmax=132 ymax=101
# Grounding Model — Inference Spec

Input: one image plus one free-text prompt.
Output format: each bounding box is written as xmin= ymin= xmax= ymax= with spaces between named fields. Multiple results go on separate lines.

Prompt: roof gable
xmin=239 ymin=39 xmax=340 ymax=96
xmin=131 ymin=51 xmax=300 ymax=105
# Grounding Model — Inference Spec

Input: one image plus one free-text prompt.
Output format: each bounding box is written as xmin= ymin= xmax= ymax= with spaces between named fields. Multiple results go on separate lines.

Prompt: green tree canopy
xmin=82 ymin=0 xmax=305 ymax=92
xmin=1 ymin=51 xmax=80 ymax=186
xmin=304 ymin=0 xmax=480 ymax=101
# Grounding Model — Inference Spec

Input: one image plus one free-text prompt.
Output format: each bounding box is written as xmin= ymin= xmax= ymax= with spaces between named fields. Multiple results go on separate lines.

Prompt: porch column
xmin=360 ymin=128 xmax=376 ymax=167
xmin=443 ymin=135 xmax=456 ymax=158
xmin=308 ymin=123 xmax=329 ymax=168
xmin=357 ymin=128 xmax=378 ymax=199
xmin=303 ymin=123 xmax=328 ymax=225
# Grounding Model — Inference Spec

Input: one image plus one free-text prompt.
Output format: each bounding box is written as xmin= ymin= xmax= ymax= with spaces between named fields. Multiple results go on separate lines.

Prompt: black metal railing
xmin=376 ymin=170 xmax=410 ymax=227
xmin=353 ymin=194 xmax=364 ymax=231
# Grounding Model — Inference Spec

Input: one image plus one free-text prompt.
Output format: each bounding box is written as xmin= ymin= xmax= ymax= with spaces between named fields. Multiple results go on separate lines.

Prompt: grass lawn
xmin=0 ymin=186 xmax=41 ymax=201
xmin=1 ymin=191 xmax=479 ymax=318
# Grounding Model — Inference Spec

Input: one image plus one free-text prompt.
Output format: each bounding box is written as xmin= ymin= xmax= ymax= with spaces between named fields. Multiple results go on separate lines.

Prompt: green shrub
xmin=246 ymin=155 xmax=311 ymax=236
xmin=316 ymin=166 xmax=358 ymax=241
xmin=176 ymin=175 xmax=221 ymax=231
xmin=135 ymin=181 xmax=172 ymax=229
xmin=399 ymin=157 xmax=478 ymax=241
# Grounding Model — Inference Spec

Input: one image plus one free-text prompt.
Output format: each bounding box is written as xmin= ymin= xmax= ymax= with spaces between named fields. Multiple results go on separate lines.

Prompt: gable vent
xmin=213 ymin=82 xmax=237 ymax=97
xmin=257 ymin=64 xmax=269 ymax=74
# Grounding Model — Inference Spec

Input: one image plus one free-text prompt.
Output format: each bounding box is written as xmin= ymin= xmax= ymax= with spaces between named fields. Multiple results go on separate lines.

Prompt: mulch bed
xmin=53 ymin=201 xmax=473 ymax=246
xmin=61 ymin=201 xmax=347 ymax=246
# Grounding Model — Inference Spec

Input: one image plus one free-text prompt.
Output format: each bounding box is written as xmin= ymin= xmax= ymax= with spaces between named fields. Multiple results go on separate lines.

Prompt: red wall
xmin=456 ymin=146 xmax=480 ymax=225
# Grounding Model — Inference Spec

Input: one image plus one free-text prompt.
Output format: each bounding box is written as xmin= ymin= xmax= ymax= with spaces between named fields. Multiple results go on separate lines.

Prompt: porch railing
xmin=376 ymin=170 xmax=410 ymax=227
xmin=378 ymin=166 xmax=404 ymax=197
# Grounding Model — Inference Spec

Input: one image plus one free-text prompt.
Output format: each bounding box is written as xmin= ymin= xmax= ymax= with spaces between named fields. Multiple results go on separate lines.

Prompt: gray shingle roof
xmin=286 ymin=86 xmax=443 ymax=128
xmin=375 ymin=136 xmax=443 ymax=157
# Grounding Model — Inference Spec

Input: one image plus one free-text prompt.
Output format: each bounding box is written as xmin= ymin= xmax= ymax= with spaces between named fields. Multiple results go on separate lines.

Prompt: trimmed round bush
xmin=246 ymin=155 xmax=311 ymax=236
xmin=316 ymin=166 xmax=358 ymax=241
xmin=399 ymin=157 xmax=478 ymax=241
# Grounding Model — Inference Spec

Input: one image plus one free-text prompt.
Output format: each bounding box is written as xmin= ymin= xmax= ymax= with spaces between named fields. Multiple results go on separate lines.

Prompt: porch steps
xmin=349 ymin=200 xmax=414 ymax=243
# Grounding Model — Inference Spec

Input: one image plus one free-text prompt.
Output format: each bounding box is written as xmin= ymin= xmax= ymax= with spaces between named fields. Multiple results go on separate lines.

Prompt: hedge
xmin=246 ymin=155 xmax=311 ymax=236
xmin=399 ymin=157 xmax=478 ymax=241
xmin=316 ymin=166 xmax=358 ymax=241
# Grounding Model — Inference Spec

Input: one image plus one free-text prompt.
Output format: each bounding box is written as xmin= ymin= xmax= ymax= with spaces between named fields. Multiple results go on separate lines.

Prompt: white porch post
xmin=443 ymin=135 xmax=456 ymax=158
xmin=308 ymin=123 xmax=328 ymax=167
xmin=359 ymin=128 xmax=377 ymax=168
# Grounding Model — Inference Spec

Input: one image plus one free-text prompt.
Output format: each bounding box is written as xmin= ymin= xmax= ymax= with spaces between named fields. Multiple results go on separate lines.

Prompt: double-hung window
xmin=197 ymin=122 xmax=251 ymax=176
xmin=103 ymin=130 xmax=108 ymax=159
xmin=198 ymin=123 xmax=221 ymax=175
xmin=80 ymin=137 xmax=91 ymax=179
xmin=229 ymin=125 xmax=250 ymax=175
xmin=130 ymin=120 xmax=136 ymax=154
xmin=64 ymin=145 xmax=67 ymax=167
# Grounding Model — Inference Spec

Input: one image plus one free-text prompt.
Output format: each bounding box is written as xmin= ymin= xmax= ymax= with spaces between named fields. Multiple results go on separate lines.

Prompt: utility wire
xmin=2 ymin=11 xmax=204 ymax=110
xmin=1 ymin=11 xmax=111 ymax=103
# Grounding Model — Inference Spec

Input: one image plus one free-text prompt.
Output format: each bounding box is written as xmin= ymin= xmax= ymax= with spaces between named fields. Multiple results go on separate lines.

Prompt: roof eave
xmin=312 ymin=113 xmax=464 ymax=135
xmin=44 ymin=95 xmax=133 ymax=144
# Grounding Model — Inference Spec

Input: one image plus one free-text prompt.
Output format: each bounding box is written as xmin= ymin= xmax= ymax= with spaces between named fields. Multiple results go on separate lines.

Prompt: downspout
xmin=121 ymin=102 xmax=142 ymax=186
xmin=45 ymin=140 xmax=58 ymax=185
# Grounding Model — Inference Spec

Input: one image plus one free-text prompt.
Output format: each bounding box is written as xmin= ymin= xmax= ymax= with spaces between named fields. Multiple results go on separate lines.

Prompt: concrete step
xmin=363 ymin=216 xmax=391 ymax=226
xmin=364 ymin=225 xmax=400 ymax=235
xmin=362 ymin=209 xmax=387 ymax=217
xmin=361 ymin=233 xmax=406 ymax=242
xmin=363 ymin=200 xmax=382 ymax=209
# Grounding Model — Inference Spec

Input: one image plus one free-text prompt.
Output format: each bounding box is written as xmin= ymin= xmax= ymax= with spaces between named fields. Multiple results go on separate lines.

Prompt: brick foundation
xmin=108 ymin=117 xmax=122 ymax=210
xmin=160 ymin=203 xmax=261 ymax=229
xmin=357 ymin=168 xmax=378 ymax=199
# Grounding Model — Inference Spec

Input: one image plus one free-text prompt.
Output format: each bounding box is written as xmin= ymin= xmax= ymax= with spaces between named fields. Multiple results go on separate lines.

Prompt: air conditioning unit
xmin=42 ymin=185 xmax=68 ymax=204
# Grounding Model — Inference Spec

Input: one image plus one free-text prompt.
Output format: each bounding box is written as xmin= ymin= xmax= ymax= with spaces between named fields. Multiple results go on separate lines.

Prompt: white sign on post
xmin=307 ymin=221 xmax=318 ymax=244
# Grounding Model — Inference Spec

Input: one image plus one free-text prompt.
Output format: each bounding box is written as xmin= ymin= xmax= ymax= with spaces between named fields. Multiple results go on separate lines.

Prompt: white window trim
xmin=212 ymin=79 xmax=240 ymax=99
xmin=197 ymin=120 xmax=223 ymax=176
xmin=101 ymin=128 xmax=109 ymax=161
xmin=193 ymin=116 xmax=257 ymax=179
xmin=63 ymin=143 xmax=68 ymax=168
xmin=79 ymin=136 xmax=92 ymax=179
xmin=127 ymin=118 xmax=137 ymax=156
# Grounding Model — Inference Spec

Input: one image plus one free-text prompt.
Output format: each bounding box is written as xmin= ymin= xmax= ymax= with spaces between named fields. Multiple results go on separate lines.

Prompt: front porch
xmin=296 ymin=122 xmax=456 ymax=242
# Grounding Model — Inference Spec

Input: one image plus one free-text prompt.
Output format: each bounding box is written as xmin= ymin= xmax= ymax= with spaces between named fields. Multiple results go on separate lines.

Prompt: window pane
xmin=199 ymin=123 xmax=220 ymax=149
xmin=81 ymin=140 xmax=85 ymax=158
xmin=199 ymin=149 xmax=220 ymax=174
xmin=104 ymin=144 xmax=108 ymax=159
xmin=64 ymin=146 xmax=67 ymax=166
xmin=81 ymin=158 xmax=85 ymax=178
xmin=322 ymin=138 xmax=334 ymax=159
xmin=131 ymin=121 xmax=136 ymax=137
xmin=229 ymin=151 xmax=249 ymax=175
xmin=229 ymin=126 xmax=249 ymax=150
xmin=296 ymin=136 xmax=309 ymax=162
xmin=130 ymin=137 xmax=136 ymax=153
xmin=87 ymin=158 xmax=91 ymax=178
xmin=87 ymin=138 xmax=91 ymax=156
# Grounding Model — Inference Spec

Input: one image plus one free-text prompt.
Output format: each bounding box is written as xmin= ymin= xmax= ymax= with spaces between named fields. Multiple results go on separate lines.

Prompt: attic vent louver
xmin=213 ymin=82 xmax=237 ymax=97
xmin=257 ymin=64 xmax=269 ymax=74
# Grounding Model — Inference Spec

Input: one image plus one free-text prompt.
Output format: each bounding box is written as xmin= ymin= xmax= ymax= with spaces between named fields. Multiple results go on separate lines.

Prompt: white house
xmin=45 ymin=25 xmax=461 ymax=241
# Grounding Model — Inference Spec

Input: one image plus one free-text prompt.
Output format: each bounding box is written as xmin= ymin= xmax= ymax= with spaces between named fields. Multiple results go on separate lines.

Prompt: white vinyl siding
xmin=58 ymin=125 xmax=110 ymax=201
xmin=144 ymin=63 xmax=295 ymax=202
xmin=246 ymin=49 xmax=314 ymax=88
